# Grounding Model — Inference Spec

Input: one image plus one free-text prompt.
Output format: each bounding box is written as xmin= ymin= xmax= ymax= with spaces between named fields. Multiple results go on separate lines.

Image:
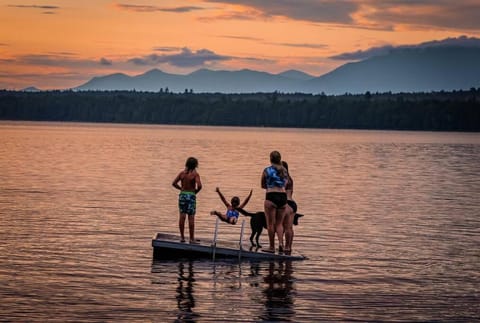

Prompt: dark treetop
xmin=0 ymin=89 xmax=479 ymax=131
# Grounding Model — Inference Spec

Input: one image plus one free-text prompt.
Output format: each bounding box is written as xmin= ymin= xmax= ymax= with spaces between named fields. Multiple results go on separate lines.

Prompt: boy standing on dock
xmin=172 ymin=157 xmax=202 ymax=243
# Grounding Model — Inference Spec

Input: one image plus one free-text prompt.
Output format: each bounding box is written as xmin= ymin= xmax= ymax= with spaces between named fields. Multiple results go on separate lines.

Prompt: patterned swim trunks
xmin=179 ymin=191 xmax=196 ymax=215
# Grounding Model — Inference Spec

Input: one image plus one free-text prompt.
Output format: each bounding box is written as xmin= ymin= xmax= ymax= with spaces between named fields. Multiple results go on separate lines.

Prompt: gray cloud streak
xmin=270 ymin=42 xmax=328 ymax=49
xmin=330 ymin=35 xmax=480 ymax=60
xmin=8 ymin=4 xmax=60 ymax=14
xmin=8 ymin=4 xmax=59 ymax=9
xmin=128 ymin=48 xmax=231 ymax=67
xmin=153 ymin=46 xmax=183 ymax=52
xmin=100 ymin=58 xmax=113 ymax=66
xmin=7 ymin=48 xmax=234 ymax=70
xmin=203 ymin=0 xmax=357 ymax=23
xmin=115 ymin=4 xmax=205 ymax=13
xmin=363 ymin=0 xmax=480 ymax=30
xmin=219 ymin=35 xmax=327 ymax=49
xmin=14 ymin=54 xmax=111 ymax=69
xmin=201 ymin=0 xmax=480 ymax=30
xmin=220 ymin=35 xmax=264 ymax=41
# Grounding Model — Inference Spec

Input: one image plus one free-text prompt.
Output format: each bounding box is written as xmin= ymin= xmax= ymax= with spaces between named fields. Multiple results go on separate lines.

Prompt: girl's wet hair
xmin=231 ymin=196 xmax=240 ymax=207
xmin=270 ymin=150 xmax=281 ymax=164
xmin=270 ymin=151 xmax=287 ymax=179
xmin=185 ymin=157 xmax=198 ymax=171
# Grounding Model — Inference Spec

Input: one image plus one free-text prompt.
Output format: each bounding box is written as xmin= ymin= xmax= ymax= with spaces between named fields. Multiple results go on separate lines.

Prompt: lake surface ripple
xmin=0 ymin=122 xmax=479 ymax=322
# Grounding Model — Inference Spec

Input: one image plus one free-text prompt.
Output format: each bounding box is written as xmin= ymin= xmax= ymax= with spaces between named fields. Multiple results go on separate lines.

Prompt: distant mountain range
xmin=75 ymin=38 xmax=480 ymax=94
xmin=22 ymin=86 xmax=41 ymax=92
xmin=308 ymin=46 xmax=480 ymax=94
xmin=76 ymin=68 xmax=312 ymax=93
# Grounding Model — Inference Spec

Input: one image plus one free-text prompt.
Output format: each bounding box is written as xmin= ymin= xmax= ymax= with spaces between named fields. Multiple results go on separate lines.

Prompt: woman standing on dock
xmin=261 ymin=151 xmax=288 ymax=253
xmin=282 ymin=161 xmax=297 ymax=255
xmin=172 ymin=157 xmax=202 ymax=243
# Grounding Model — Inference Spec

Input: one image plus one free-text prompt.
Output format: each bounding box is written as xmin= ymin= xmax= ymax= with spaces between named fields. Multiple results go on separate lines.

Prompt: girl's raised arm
xmin=239 ymin=189 xmax=253 ymax=209
xmin=216 ymin=187 xmax=230 ymax=207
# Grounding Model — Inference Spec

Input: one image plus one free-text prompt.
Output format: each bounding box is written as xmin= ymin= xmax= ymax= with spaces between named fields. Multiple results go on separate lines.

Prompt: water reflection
xmin=260 ymin=261 xmax=296 ymax=322
xmin=176 ymin=261 xmax=197 ymax=322
xmin=3 ymin=123 xmax=480 ymax=321
xmin=212 ymin=261 xmax=243 ymax=291
xmin=151 ymin=259 xmax=298 ymax=322
xmin=151 ymin=260 xmax=199 ymax=323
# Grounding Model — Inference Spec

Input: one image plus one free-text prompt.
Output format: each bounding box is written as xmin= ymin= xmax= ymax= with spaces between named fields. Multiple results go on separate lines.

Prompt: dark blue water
xmin=1 ymin=122 xmax=479 ymax=321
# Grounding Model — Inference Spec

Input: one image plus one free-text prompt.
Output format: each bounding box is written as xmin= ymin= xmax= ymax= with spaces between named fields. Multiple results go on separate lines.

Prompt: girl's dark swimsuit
xmin=287 ymin=200 xmax=297 ymax=213
xmin=266 ymin=192 xmax=287 ymax=208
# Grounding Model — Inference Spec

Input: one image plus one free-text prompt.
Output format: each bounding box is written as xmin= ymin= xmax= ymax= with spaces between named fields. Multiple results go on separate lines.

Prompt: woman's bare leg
xmin=283 ymin=206 xmax=294 ymax=252
xmin=275 ymin=206 xmax=286 ymax=251
xmin=264 ymin=200 xmax=277 ymax=252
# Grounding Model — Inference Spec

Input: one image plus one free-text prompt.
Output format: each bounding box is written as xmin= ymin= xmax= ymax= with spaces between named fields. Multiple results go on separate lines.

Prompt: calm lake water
xmin=0 ymin=122 xmax=479 ymax=322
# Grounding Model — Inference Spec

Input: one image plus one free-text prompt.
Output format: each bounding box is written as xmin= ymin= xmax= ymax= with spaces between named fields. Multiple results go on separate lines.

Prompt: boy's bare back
xmin=174 ymin=170 xmax=201 ymax=192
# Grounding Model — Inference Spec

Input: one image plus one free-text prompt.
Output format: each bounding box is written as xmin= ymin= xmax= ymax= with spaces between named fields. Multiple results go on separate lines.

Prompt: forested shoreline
xmin=0 ymin=89 xmax=479 ymax=131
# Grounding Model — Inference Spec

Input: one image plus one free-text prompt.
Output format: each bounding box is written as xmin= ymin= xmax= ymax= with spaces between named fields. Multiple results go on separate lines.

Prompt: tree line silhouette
xmin=0 ymin=89 xmax=478 ymax=131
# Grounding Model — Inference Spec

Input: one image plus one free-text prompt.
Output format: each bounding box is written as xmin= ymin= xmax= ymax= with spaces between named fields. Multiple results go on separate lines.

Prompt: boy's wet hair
xmin=185 ymin=157 xmax=198 ymax=171
xmin=231 ymin=196 xmax=240 ymax=207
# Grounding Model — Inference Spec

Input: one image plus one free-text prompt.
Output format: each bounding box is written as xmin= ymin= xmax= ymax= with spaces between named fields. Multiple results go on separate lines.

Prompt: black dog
xmin=237 ymin=208 xmax=303 ymax=247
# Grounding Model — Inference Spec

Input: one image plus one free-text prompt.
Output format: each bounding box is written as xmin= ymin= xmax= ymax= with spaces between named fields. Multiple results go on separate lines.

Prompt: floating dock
xmin=152 ymin=232 xmax=306 ymax=261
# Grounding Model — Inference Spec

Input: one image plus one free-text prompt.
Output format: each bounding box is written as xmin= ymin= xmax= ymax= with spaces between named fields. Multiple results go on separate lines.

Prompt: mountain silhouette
xmin=76 ymin=38 xmax=480 ymax=94
xmin=277 ymin=70 xmax=315 ymax=81
xmin=306 ymin=46 xmax=480 ymax=94
xmin=21 ymin=86 xmax=41 ymax=92
xmin=76 ymin=68 xmax=309 ymax=93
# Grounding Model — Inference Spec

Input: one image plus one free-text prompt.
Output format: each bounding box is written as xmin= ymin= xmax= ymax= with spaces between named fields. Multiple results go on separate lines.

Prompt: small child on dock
xmin=211 ymin=187 xmax=252 ymax=224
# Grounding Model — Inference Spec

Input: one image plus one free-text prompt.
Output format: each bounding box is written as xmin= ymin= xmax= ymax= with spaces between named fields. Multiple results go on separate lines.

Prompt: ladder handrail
xmin=212 ymin=217 xmax=246 ymax=261
xmin=238 ymin=219 xmax=245 ymax=261
xmin=212 ymin=217 xmax=219 ymax=261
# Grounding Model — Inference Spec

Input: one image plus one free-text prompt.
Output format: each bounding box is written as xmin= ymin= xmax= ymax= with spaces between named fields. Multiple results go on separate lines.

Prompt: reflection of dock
xmin=152 ymin=232 xmax=306 ymax=261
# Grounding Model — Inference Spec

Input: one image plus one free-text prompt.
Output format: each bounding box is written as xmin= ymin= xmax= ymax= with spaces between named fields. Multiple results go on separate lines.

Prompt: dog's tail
xmin=236 ymin=208 xmax=256 ymax=217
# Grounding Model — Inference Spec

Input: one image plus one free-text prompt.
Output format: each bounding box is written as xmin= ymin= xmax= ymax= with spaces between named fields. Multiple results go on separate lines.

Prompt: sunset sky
xmin=1 ymin=0 xmax=480 ymax=90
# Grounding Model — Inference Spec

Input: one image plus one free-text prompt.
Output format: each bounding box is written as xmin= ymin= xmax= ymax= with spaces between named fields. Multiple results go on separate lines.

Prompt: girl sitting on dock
xmin=211 ymin=187 xmax=253 ymax=224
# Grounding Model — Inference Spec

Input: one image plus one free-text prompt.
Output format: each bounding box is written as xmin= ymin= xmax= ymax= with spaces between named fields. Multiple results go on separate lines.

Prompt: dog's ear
xmin=293 ymin=213 xmax=304 ymax=225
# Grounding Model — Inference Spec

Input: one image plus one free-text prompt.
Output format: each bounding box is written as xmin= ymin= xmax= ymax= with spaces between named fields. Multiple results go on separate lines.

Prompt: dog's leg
xmin=255 ymin=228 xmax=262 ymax=248
xmin=250 ymin=231 xmax=256 ymax=246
